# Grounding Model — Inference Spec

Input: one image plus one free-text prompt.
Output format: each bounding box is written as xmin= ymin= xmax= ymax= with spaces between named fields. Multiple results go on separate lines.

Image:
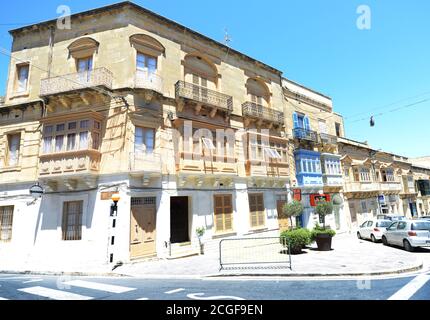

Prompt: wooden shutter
xmin=214 ymin=194 xmax=233 ymax=233
xmin=249 ymin=194 xmax=265 ymax=228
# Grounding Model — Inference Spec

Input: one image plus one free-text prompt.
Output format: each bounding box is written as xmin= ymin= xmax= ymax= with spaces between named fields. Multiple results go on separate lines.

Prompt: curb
xmin=0 ymin=270 xmax=130 ymax=278
xmin=1 ymin=262 xmax=423 ymax=279
xmin=205 ymin=263 xmax=424 ymax=278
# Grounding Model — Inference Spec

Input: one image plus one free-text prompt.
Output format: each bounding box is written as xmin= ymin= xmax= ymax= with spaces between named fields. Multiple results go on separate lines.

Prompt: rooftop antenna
xmin=224 ymin=28 xmax=232 ymax=47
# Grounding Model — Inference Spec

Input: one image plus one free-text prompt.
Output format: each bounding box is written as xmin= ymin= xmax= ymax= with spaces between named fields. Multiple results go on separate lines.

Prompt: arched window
xmin=184 ymin=54 xmax=218 ymax=91
xmin=246 ymin=78 xmax=270 ymax=107
xmin=130 ymin=34 xmax=165 ymax=83
xmin=68 ymin=37 xmax=99 ymax=73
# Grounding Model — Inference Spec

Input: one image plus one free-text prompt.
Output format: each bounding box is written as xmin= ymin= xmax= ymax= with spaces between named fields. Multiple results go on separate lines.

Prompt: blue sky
xmin=0 ymin=0 xmax=429 ymax=157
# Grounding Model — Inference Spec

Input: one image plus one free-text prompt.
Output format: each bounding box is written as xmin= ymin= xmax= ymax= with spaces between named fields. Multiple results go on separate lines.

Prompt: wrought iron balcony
xmin=242 ymin=102 xmax=284 ymax=125
xmin=319 ymin=133 xmax=338 ymax=145
xmin=40 ymin=68 xmax=113 ymax=96
xmin=135 ymin=70 xmax=163 ymax=93
xmin=175 ymin=81 xmax=233 ymax=113
xmin=293 ymin=128 xmax=319 ymax=143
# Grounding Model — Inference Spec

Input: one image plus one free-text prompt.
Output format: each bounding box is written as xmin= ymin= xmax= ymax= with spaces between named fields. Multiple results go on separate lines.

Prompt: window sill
xmin=10 ymin=92 xmax=30 ymax=99
xmin=1 ymin=166 xmax=22 ymax=173
xmin=212 ymin=231 xmax=237 ymax=239
xmin=245 ymin=227 xmax=268 ymax=235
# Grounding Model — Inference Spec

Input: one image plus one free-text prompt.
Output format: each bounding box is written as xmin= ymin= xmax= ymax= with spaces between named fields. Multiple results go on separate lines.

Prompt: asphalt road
xmin=0 ymin=272 xmax=429 ymax=300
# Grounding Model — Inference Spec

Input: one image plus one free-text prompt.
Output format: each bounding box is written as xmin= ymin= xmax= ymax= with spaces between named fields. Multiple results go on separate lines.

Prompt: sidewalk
xmin=114 ymin=234 xmax=426 ymax=278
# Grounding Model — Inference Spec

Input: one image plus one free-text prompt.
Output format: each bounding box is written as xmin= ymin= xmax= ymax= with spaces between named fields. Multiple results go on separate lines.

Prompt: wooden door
xmin=130 ymin=197 xmax=157 ymax=259
xmin=249 ymin=194 xmax=265 ymax=228
xmin=214 ymin=194 xmax=233 ymax=233
xmin=277 ymin=200 xmax=289 ymax=232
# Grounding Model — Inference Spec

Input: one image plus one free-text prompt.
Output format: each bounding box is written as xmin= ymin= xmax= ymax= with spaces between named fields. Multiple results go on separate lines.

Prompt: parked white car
xmin=382 ymin=220 xmax=430 ymax=252
xmin=357 ymin=219 xmax=392 ymax=242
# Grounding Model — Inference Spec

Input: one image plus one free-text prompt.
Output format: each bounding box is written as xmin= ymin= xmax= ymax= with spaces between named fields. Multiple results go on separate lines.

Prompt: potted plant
xmin=196 ymin=227 xmax=205 ymax=255
xmin=311 ymin=200 xmax=336 ymax=251
xmin=281 ymin=200 xmax=304 ymax=230
xmin=280 ymin=228 xmax=312 ymax=254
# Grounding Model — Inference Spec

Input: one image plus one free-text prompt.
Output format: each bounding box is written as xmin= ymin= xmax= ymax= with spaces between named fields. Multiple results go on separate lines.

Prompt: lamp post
xmin=110 ymin=193 xmax=120 ymax=217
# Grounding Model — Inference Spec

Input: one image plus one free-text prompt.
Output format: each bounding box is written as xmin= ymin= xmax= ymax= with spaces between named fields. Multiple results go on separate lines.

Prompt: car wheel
xmin=357 ymin=232 xmax=362 ymax=239
xmin=371 ymin=234 xmax=377 ymax=243
xmin=382 ymin=236 xmax=388 ymax=246
xmin=403 ymin=240 xmax=414 ymax=252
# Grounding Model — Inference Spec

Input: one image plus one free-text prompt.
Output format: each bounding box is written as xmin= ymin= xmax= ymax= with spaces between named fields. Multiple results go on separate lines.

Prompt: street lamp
xmin=110 ymin=194 xmax=120 ymax=216
xmin=27 ymin=182 xmax=44 ymax=206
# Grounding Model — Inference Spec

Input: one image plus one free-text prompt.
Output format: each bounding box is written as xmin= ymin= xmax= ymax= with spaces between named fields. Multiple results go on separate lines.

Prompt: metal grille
xmin=175 ymin=80 xmax=233 ymax=113
xmin=293 ymin=128 xmax=319 ymax=142
xmin=131 ymin=197 xmax=156 ymax=206
xmin=242 ymin=101 xmax=284 ymax=125
xmin=220 ymin=237 xmax=291 ymax=271
xmin=0 ymin=206 xmax=14 ymax=242
xmin=62 ymin=201 xmax=83 ymax=241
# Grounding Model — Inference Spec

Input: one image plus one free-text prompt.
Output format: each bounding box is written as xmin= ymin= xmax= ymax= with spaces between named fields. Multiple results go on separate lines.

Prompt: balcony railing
xmin=40 ymin=68 xmax=113 ymax=96
xmin=293 ymin=128 xmax=319 ymax=143
xmin=135 ymin=70 xmax=163 ymax=93
xmin=242 ymin=102 xmax=284 ymax=124
xmin=175 ymin=81 xmax=233 ymax=113
xmin=129 ymin=151 xmax=162 ymax=174
xmin=38 ymin=150 xmax=101 ymax=176
xmin=319 ymin=133 xmax=338 ymax=145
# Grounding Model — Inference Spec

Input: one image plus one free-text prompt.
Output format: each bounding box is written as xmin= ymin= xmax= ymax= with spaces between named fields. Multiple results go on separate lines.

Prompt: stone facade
xmin=0 ymin=2 xmax=429 ymax=270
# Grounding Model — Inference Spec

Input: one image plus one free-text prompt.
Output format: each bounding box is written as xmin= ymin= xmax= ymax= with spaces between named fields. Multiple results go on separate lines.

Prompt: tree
xmin=315 ymin=200 xmax=334 ymax=228
xmin=282 ymin=200 xmax=304 ymax=230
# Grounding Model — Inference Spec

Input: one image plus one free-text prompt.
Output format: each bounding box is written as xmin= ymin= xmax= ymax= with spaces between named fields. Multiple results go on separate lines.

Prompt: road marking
xmin=187 ymin=293 xmax=245 ymax=300
xmin=165 ymin=288 xmax=185 ymax=294
xmin=23 ymin=279 xmax=43 ymax=284
xmin=136 ymin=297 xmax=149 ymax=300
xmin=388 ymin=275 xmax=430 ymax=300
xmin=62 ymin=280 xmax=136 ymax=294
xmin=0 ymin=277 xmax=34 ymax=281
xmin=18 ymin=286 xmax=92 ymax=300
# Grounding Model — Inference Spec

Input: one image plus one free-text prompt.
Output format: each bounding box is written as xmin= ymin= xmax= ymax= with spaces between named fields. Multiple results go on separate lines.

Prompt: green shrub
xmin=280 ymin=228 xmax=312 ymax=254
xmin=310 ymin=224 xmax=336 ymax=242
xmin=281 ymin=200 xmax=304 ymax=229
xmin=315 ymin=200 xmax=334 ymax=228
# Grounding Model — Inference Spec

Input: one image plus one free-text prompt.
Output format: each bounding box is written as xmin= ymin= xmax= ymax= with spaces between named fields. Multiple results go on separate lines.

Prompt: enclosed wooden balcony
xmin=40 ymin=68 xmax=113 ymax=97
xmin=175 ymin=81 xmax=233 ymax=114
xmin=380 ymin=181 xmax=402 ymax=192
xmin=242 ymin=102 xmax=284 ymax=127
xmin=38 ymin=149 xmax=101 ymax=190
xmin=176 ymin=152 xmax=237 ymax=175
xmin=246 ymin=160 xmax=289 ymax=178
